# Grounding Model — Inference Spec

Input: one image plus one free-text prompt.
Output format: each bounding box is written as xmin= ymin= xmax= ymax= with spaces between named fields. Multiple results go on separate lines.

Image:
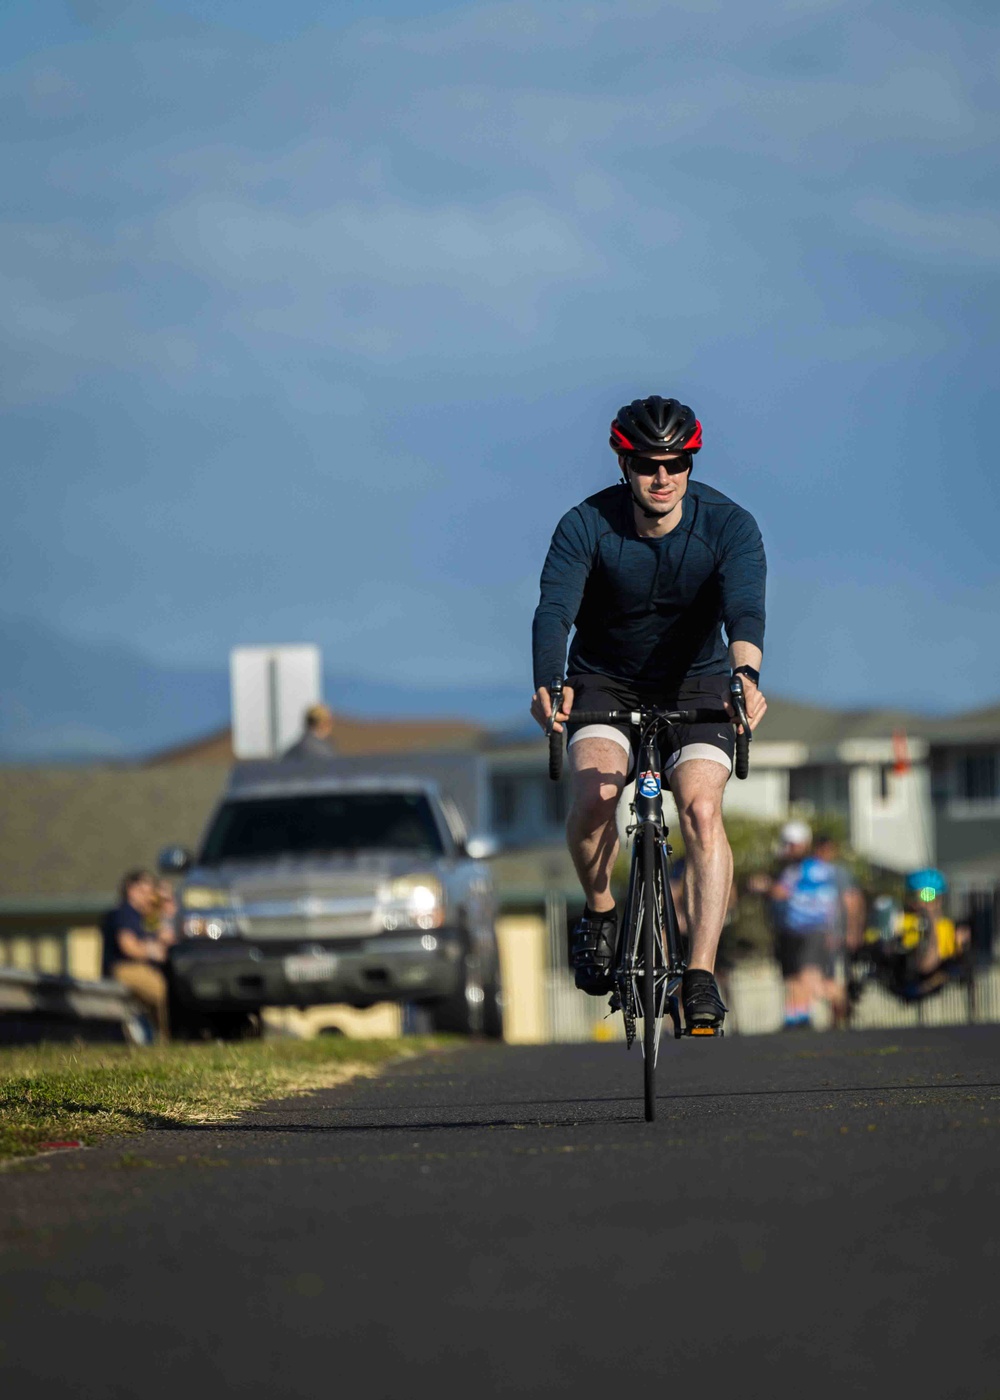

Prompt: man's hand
xmin=739 ymin=676 xmax=767 ymax=732
xmin=530 ymin=684 xmax=575 ymax=734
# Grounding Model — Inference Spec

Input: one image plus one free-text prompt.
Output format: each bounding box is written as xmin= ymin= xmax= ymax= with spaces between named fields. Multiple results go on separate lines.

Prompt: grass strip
xmin=0 ymin=1036 xmax=439 ymax=1163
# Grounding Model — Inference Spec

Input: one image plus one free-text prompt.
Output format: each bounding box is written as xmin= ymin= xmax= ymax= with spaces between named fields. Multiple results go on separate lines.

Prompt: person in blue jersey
xmin=529 ymin=395 xmax=767 ymax=1032
xmin=771 ymin=831 xmax=861 ymax=1028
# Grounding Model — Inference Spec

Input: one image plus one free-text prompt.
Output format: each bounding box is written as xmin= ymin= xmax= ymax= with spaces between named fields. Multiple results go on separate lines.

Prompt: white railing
xmin=540 ymin=955 xmax=995 ymax=1043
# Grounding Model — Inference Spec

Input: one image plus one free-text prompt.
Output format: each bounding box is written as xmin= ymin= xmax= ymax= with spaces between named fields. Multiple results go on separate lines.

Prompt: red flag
xmin=892 ymin=729 xmax=910 ymax=776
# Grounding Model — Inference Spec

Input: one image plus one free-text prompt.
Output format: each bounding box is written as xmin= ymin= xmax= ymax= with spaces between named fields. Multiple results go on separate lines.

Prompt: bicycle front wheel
xmin=642 ymin=820 xmax=657 ymax=1122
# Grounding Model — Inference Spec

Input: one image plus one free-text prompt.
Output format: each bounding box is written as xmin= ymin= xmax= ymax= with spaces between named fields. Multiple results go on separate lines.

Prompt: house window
xmin=954 ymin=886 xmax=998 ymax=960
xmin=788 ymin=765 xmax=850 ymax=817
xmin=955 ymin=751 xmax=999 ymax=802
xmin=545 ymin=779 xmax=568 ymax=826
xmin=491 ymin=776 xmax=519 ymax=831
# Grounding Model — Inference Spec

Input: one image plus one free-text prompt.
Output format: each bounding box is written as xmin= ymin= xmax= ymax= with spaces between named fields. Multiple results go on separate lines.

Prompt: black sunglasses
xmin=622 ymin=452 xmax=691 ymax=476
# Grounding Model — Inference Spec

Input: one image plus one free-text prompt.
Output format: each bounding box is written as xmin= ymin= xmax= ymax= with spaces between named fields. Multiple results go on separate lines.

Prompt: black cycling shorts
xmin=778 ymin=931 xmax=836 ymax=979
xmin=564 ymin=672 xmax=735 ymax=781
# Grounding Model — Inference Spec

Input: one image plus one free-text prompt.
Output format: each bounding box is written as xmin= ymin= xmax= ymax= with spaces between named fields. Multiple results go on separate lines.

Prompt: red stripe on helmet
xmin=684 ymin=420 xmax=703 ymax=451
xmin=610 ymin=422 xmax=635 ymax=450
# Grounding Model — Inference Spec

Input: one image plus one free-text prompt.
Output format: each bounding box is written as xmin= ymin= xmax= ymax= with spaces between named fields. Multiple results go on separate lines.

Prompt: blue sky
xmin=2 ymin=0 xmax=998 ymax=736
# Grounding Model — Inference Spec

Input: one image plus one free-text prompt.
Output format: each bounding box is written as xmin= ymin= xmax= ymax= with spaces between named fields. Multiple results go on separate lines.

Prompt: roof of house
xmin=147 ymin=714 xmax=486 ymax=766
xmin=0 ymin=764 xmax=232 ymax=907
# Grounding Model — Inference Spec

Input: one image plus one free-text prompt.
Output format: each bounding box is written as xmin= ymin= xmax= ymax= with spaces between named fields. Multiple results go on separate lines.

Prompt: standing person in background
xmin=772 ymin=830 xmax=854 ymax=1029
xmin=283 ymin=703 xmax=338 ymax=761
xmin=811 ymin=833 xmax=864 ymax=1004
xmin=101 ymin=870 xmax=170 ymax=1042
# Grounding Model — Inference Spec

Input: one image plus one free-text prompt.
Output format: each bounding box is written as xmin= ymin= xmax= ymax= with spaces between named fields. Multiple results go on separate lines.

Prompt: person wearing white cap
xmin=772 ymin=826 xmax=855 ymax=1028
xmin=779 ymin=820 xmax=812 ymax=856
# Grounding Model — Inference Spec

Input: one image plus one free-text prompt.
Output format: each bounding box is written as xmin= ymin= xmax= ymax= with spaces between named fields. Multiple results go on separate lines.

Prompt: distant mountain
xmin=0 ymin=615 xmax=526 ymax=762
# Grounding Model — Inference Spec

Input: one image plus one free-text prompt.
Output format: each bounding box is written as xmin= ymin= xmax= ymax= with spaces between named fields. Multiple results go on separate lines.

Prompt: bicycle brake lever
xmin=547 ymin=678 xmax=564 ymax=736
xmin=729 ymin=674 xmax=752 ymax=740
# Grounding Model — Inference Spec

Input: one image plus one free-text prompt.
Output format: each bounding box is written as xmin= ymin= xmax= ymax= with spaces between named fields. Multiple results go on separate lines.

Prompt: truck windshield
xmin=201 ymin=792 xmax=444 ymax=862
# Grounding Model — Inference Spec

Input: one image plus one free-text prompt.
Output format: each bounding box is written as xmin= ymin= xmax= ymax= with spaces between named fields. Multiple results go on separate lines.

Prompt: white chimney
xmin=229 ymin=645 xmax=322 ymax=759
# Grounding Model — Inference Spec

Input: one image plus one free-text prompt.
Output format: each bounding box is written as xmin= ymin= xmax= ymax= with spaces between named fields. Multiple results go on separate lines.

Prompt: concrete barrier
xmin=0 ymin=967 xmax=142 ymax=1044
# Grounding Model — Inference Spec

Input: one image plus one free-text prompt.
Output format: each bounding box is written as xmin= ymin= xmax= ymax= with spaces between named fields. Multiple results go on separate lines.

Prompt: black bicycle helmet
xmin=609 ymin=396 xmax=702 ymax=454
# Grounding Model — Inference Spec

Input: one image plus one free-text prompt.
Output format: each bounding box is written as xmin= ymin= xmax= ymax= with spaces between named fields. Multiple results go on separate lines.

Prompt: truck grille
xmin=241 ymin=895 xmax=380 ymax=940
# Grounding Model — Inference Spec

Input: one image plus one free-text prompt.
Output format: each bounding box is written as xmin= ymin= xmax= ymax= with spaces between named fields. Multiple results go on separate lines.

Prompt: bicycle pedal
xmin=684 ymin=1026 xmax=724 ymax=1038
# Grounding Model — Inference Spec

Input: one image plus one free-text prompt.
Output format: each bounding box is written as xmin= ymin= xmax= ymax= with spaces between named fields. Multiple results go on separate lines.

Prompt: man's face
xmin=309 ymin=705 xmax=334 ymax=738
xmin=906 ymin=888 xmax=942 ymax=914
xmin=127 ymin=877 xmax=157 ymax=914
xmin=620 ymin=452 xmax=691 ymax=517
xmin=783 ymin=840 xmax=811 ymax=862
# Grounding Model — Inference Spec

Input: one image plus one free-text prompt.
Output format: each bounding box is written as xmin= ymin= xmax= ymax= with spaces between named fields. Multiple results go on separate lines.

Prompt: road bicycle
xmin=546 ymin=676 xmax=751 ymax=1122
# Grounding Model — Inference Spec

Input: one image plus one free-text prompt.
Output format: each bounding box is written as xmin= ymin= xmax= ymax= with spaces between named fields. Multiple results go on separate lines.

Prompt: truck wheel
xmin=431 ymin=953 xmax=504 ymax=1038
xmin=168 ymin=987 xmax=260 ymax=1042
xmin=205 ymin=1011 xmax=261 ymax=1041
xmin=481 ymin=961 xmax=504 ymax=1040
xmin=431 ymin=952 xmax=485 ymax=1035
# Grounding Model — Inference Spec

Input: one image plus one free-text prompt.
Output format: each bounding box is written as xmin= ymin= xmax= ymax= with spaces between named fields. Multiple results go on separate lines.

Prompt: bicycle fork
xmin=613 ymin=754 xmax=687 ymax=1061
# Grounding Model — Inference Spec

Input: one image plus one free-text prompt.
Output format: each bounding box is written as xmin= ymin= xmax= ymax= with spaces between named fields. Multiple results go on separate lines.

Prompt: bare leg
xmin=826 ymin=975 xmax=849 ymax=1026
xmin=668 ymin=759 xmax=732 ymax=973
xmin=566 ymin=738 xmax=629 ymax=913
xmin=784 ymin=971 xmax=809 ymax=1020
xmin=800 ymin=965 xmax=826 ymax=1018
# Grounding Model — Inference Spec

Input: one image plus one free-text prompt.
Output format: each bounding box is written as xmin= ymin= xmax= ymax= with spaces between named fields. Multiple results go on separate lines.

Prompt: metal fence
xmin=4 ymin=913 xmax=999 ymax=1044
xmin=535 ymin=894 xmax=999 ymax=1041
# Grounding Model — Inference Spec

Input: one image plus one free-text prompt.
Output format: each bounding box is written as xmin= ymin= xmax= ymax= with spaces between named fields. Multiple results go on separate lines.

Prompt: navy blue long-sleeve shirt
xmin=532 ymin=479 xmax=766 ymax=691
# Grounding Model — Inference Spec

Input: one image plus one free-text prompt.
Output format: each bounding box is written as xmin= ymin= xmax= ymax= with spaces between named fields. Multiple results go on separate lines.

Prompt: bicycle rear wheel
xmin=642 ymin=820 xmax=657 ymax=1122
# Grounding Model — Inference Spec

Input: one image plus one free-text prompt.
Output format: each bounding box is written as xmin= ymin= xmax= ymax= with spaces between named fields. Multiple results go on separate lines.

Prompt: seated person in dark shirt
xmin=101 ymin=869 xmax=170 ymax=1040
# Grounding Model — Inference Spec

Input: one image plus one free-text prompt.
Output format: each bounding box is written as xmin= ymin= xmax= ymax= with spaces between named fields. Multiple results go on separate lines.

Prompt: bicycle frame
xmin=545 ymin=676 xmax=745 ymax=1121
xmin=613 ymin=722 xmax=686 ymax=1066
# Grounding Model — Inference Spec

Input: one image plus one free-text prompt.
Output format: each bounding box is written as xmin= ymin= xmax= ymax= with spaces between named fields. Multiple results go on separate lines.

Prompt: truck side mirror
xmin=158 ymin=845 xmax=192 ymax=874
xmin=464 ymin=834 xmax=499 ymax=861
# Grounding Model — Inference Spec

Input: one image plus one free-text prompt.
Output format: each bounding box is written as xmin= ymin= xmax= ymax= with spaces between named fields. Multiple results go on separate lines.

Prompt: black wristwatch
xmin=733 ymin=664 xmax=760 ymax=686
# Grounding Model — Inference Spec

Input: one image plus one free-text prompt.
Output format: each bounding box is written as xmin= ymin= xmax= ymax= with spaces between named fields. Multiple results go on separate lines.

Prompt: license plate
xmin=284 ymin=952 xmax=339 ymax=984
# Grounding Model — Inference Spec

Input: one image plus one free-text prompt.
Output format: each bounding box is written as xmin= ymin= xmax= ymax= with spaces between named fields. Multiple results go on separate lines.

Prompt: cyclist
xmin=530 ymin=395 xmax=767 ymax=1032
xmin=872 ymin=868 xmax=971 ymax=1000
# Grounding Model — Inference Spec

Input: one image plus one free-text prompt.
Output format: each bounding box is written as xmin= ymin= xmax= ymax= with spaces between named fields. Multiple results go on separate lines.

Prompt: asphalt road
xmin=3 ymin=1027 xmax=1000 ymax=1399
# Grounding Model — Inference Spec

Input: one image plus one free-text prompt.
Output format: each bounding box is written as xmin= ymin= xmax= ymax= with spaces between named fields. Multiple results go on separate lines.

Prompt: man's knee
xmin=676 ymin=790 xmax=725 ymax=843
xmin=114 ymin=962 xmax=167 ymax=1011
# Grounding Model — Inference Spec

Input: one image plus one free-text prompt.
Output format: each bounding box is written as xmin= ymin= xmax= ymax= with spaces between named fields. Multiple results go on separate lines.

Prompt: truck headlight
xmin=380 ymin=876 xmax=445 ymax=931
xmin=182 ymin=886 xmax=232 ymax=910
xmin=183 ymin=912 xmax=241 ymax=940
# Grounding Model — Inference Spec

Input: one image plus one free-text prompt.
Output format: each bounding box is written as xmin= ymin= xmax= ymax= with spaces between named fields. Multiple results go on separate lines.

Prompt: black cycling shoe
xmin=571 ymin=908 xmax=617 ymax=996
xmin=682 ymin=969 xmax=728 ymax=1033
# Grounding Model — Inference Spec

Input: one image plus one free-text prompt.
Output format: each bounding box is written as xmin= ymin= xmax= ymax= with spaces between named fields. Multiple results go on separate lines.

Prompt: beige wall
xmin=496 ymin=913 xmax=547 ymax=1043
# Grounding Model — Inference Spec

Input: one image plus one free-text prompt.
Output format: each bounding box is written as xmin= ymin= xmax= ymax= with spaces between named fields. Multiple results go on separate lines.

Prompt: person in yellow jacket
xmin=890 ymin=869 xmax=970 ymax=998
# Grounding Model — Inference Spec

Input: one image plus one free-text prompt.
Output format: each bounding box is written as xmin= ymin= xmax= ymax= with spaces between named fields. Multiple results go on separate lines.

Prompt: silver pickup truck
xmin=159 ymin=767 xmax=502 ymax=1040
